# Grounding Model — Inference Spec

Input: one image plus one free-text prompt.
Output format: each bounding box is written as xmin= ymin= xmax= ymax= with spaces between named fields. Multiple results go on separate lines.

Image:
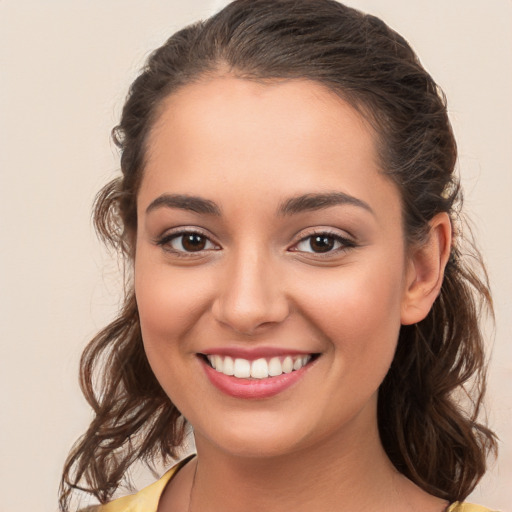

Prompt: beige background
xmin=1 ymin=0 xmax=510 ymax=510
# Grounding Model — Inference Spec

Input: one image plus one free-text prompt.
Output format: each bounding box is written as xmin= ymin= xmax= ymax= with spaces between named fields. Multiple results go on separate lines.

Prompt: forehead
xmin=148 ymin=76 xmax=375 ymax=167
xmin=140 ymin=76 xmax=400 ymax=224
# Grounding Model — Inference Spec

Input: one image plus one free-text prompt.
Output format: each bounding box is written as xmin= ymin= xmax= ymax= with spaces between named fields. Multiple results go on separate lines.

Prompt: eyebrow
xmin=145 ymin=194 xmax=221 ymax=215
xmin=277 ymin=192 xmax=374 ymax=216
xmin=145 ymin=191 xmax=373 ymax=217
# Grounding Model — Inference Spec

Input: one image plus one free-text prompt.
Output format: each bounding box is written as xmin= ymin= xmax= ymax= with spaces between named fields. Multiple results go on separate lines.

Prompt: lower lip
xmin=200 ymin=358 xmax=313 ymax=399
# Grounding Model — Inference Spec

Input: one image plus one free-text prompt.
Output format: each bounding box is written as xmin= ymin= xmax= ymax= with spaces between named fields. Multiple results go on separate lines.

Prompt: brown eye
xmin=181 ymin=233 xmax=207 ymax=251
xmin=164 ymin=232 xmax=217 ymax=253
xmin=309 ymin=235 xmax=335 ymax=253
xmin=292 ymin=232 xmax=355 ymax=255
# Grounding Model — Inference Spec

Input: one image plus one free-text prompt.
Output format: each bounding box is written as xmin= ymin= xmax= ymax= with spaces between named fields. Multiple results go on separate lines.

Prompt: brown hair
xmin=60 ymin=0 xmax=497 ymax=509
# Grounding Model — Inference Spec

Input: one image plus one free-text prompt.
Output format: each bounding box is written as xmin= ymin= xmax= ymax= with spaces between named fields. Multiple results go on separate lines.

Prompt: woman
xmin=60 ymin=1 xmax=498 ymax=510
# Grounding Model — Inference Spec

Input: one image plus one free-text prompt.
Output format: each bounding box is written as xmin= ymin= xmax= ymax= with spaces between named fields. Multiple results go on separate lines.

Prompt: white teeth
xmin=282 ymin=356 xmax=293 ymax=373
xmin=206 ymin=354 xmax=313 ymax=379
xmin=268 ymin=357 xmax=283 ymax=377
xmin=250 ymin=358 xmax=269 ymax=379
xmin=233 ymin=358 xmax=251 ymax=378
xmin=213 ymin=355 xmax=223 ymax=372
xmin=223 ymin=356 xmax=234 ymax=375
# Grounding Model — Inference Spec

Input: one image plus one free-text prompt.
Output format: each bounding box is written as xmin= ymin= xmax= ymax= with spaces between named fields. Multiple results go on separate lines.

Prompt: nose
xmin=211 ymin=249 xmax=290 ymax=336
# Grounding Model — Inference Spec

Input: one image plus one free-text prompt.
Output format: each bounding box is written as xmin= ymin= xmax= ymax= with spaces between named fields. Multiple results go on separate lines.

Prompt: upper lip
xmin=199 ymin=346 xmax=317 ymax=361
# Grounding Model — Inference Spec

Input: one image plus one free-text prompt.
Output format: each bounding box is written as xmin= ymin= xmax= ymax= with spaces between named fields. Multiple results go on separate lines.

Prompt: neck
xmin=189 ymin=411 xmax=410 ymax=512
xmin=160 ymin=401 xmax=448 ymax=512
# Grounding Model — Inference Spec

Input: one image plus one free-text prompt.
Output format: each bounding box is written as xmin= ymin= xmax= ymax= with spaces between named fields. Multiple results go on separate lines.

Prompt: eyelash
xmin=155 ymin=229 xmax=219 ymax=257
xmin=155 ymin=229 xmax=357 ymax=257
xmin=290 ymin=230 xmax=357 ymax=256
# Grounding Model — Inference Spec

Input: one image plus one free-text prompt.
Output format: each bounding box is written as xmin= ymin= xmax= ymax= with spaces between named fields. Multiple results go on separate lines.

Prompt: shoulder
xmin=90 ymin=456 xmax=194 ymax=512
xmin=447 ymin=502 xmax=500 ymax=512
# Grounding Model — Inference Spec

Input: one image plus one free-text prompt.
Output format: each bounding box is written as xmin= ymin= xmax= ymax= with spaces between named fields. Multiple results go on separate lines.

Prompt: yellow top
xmin=92 ymin=458 xmax=188 ymax=512
xmin=447 ymin=505 xmax=497 ymax=512
xmin=92 ymin=458 xmax=497 ymax=512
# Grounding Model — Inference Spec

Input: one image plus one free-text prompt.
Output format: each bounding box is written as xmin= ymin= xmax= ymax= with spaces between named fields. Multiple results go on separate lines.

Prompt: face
xmin=134 ymin=77 xmax=415 ymax=459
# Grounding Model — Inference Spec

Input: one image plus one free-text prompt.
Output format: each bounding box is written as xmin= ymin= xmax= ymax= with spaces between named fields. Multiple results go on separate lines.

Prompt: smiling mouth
xmin=200 ymin=354 xmax=319 ymax=380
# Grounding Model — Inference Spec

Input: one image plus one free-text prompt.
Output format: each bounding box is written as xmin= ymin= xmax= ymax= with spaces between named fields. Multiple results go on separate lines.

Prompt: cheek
xmin=134 ymin=256 xmax=215 ymax=404
xmin=300 ymin=264 xmax=403 ymax=324
xmin=293 ymin=261 xmax=405 ymax=367
xmin=134 ymin=255 xmax=213 ymax=347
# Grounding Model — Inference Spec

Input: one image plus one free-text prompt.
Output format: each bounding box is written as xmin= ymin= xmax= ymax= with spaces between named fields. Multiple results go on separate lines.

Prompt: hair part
xmin=60 ymin=1 xmax=496 ymax=509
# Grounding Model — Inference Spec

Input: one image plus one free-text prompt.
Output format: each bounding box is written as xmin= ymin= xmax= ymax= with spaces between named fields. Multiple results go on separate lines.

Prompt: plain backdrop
xmin=1 ymin=1 xmax=510 ymax=510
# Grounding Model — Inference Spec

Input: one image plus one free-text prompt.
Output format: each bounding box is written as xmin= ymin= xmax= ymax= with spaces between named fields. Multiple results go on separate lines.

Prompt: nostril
xmin=210 ymin=258 xmax=291 ymax=334
xmin=211 ymin=296 xmax=290 ymax=335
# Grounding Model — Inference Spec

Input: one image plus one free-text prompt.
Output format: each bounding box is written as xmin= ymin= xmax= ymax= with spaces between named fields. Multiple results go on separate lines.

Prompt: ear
xmin=401 ymin=212 xmax=452 ymax=325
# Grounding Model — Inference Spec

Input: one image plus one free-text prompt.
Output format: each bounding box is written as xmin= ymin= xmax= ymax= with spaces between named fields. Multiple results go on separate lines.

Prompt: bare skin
xmin=160 ymin=415 xmax=449 ymax=512
xmin=135 ymin=76 xmax=451 ymax=512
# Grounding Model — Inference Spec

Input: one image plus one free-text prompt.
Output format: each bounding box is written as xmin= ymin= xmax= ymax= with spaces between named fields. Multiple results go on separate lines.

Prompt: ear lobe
xmin=400 ymin=212 xmax=452 ymax=326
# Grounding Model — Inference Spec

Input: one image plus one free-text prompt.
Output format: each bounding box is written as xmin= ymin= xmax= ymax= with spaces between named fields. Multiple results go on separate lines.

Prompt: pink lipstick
xmin=199 ymin=350 xmax=317 ymax=399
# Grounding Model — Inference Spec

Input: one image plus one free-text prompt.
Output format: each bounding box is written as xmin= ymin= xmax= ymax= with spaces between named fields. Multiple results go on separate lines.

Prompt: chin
xmin=203 ymin=433 xmax=306 ymax=460
xmin=192 ymin=409 xmax=329 ymax=460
